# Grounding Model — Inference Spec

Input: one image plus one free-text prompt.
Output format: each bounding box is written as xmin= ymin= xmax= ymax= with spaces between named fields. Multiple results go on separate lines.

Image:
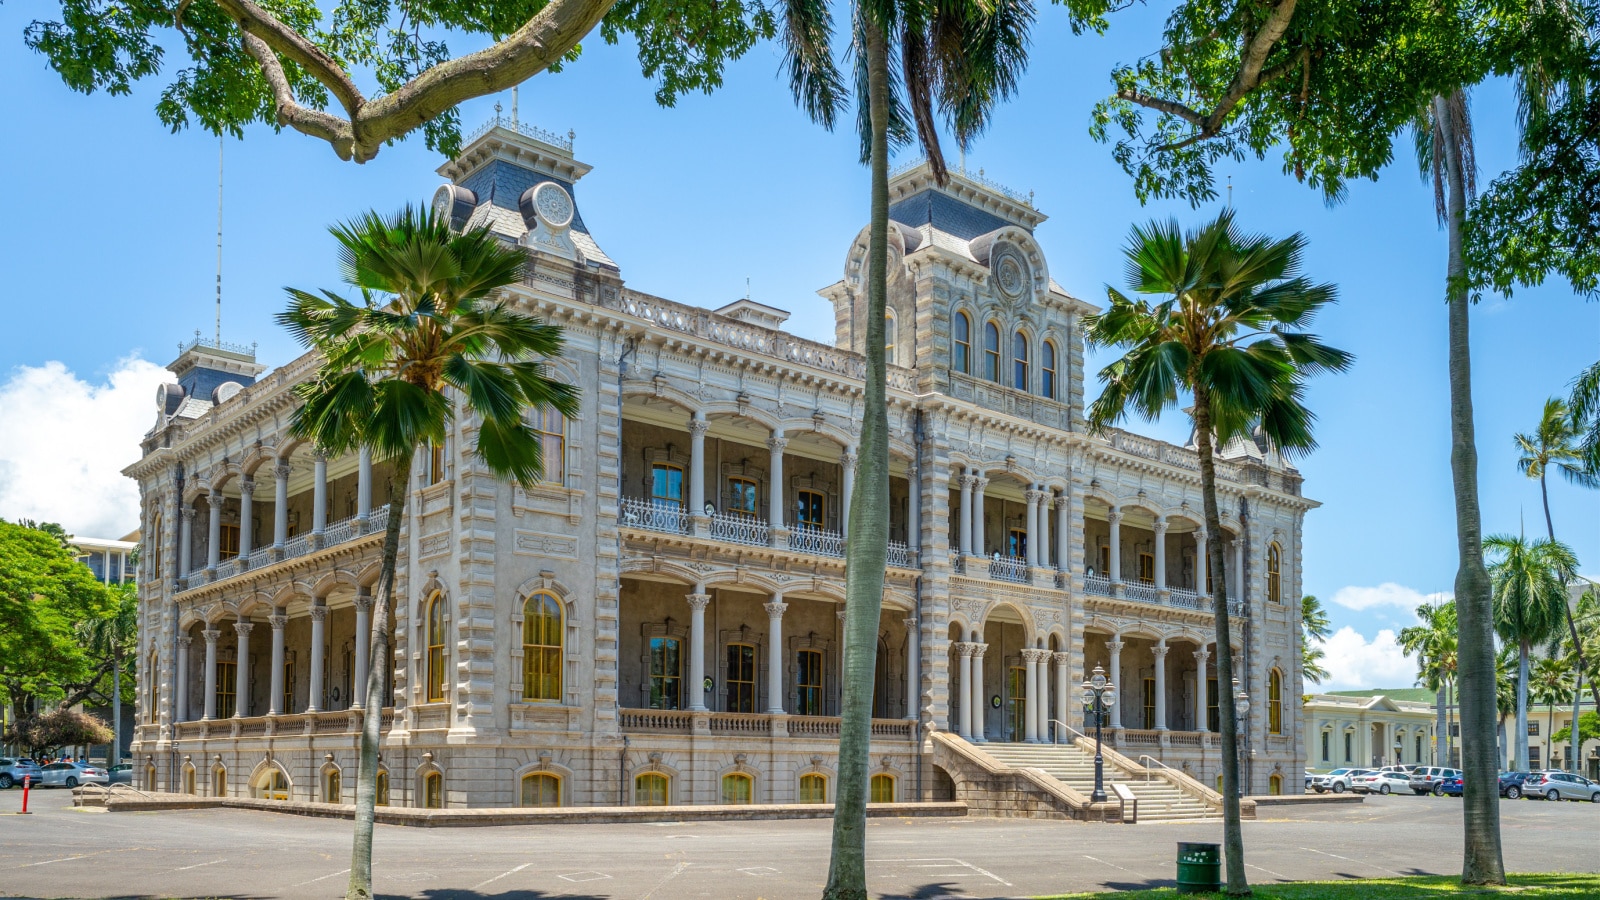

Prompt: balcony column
xmin=1024 ymin=489 xmax=1041 ymax=567
xmin=312 ymin=451 xmax=328 ymax=540
xmin=1055 ymin=494 xmax=1070 ymax=573
xmin=765 ymin=598 xmax=787 ymax=714
xmin=956 ymin=643 xmax=974 ymax=738
xmin=687 ymin=592 xmax=711 ymax=711
xmin=1152 ymin=640 xmax=1169 ymax=731
xmin=179 ymin=508 xmax=195 ymax=577
xmin=201 ymin=628 xmax=219 ymax=720
xmin=1233 ymin=538 xmax=1245 ymax=601
xmin=904 ymin=616 xmax=919 ymax=721
xmin=206 ymin=488 xmax=222 ymax=573
xmin=1037 ymin=489 xmax=1051 ymax=568
xmin=969 ymin=641 xmax=988 ymax=741
xmin=1194 ymin=648 xmax=1211 ymax=732
xmin=1107 ymin=506 xmax=1123 ymax=586
xmin=767 ymin=432 xmax=787 ymax=543
xmin=1195 ymin=527 xmax=1209 ymax=595
xmin=238 ymin=477 xmax=255 ymax=562
xmin=1053 ymin=651 xmax=1072 ymax=738
xmin=307 ymin=604 xmax=326 ymax=713
xmin=175 ymin=636 xmax=191 ymax=723
xmin=907 ymin=462 xmax=921 ymax=552
xmin=958 ymin=472 xmax=974 ymax=556
xmin=1106 ymin=639 xmax=1124 ymax=728
xmin=687 ymin=414 xmax=708 ymax=520
xmin=268 ymin=610 xmax=286 ymax=715
xmin=352 ymin=590 xmax=372 ymax=707
xmin=1023 ymin=648 xmax=1040 ymax=742
xmin=972 ymin=477 xmax=988 ymax=556
xmin=1153 ymin=518 xmax=1168 ymax=592
xmin=233 ymin=620 xmax=253 ymax=718
xmin=839 ymin=447 xmax=857 ymax=538
xmin=272 ymin=463 xmax=290 ymax=554
xmin=357 ymin=447 xmax=373 ymax=525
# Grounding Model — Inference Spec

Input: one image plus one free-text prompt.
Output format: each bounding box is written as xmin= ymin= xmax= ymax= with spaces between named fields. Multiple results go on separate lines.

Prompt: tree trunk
xmin=347 ymin=449 xmax=413 ymax=900
xmin=822 ymin=21 xmax=892 ymax=900
xmin=1435 ymin=684 xmax=1447 ymax=766
xmin=1192 ymin=384 xmax=1249 ymax=897
xmin=1516 ymin=639 xmax=1531 ymax=772
xmin=111 ymin=647 xmax=121 ymax=766
xmin=1539 ymin=471 xmax=1599 ymax=758
xmin=1435 ymin=91 xmax=1505 ymax=885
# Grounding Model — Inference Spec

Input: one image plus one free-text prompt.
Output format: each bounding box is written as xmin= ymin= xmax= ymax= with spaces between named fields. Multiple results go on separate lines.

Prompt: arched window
xmin=425 ymin=592 xmax=447 ymax=702
xmin=1266 ymin=543 xmax=1283 ymax=602
xmin=520 ymin=772 xmax=562 ymax=807
xmin=522 ymin=592 xmax=563 ymax=701
xmin=721 ymin=772 xmax=753 ymax=804
xmin=323 ymin=768 xmax=342 ymax=803
xmin=212 ymin=765 xmax=227 ymax=797
xmin=1041 ymin=340 xmax=1057 ymax=399
xmin=533 ymin=406 xmax=566 ymax=486
xmin=1268 ymin=669 xmax=1284 ymax=734
xmin=144 ymin=762 xmax=157 ymax=791
xmin=983 ymin=321 xmax=1001 ymax=382
xmin=151 ymin=512 xmax=164 ymax=578
xmin=870 ymin=773 xmax=896 ymax=803
xmin=183 ymin=766 xmax=196 ymax=795
xmin=884 ymin=309 xmax=897 ymax=366
xmin=1269 ymin=773 xmax=1283 ymax=795
xmin=799 ymin=773 xmax=827 ymax=803
xmin=952 ymin=312 xmax=972 ymax=373
xmin=635 ymin=772 xmax=670 ymax=806
xmin=255 ymin=768 xmax=290 ymax=801
xmin=375 ymin=770 xmax=390 ymax=806
xmin=1012 ymin=331 xmax=1029 ymax=389
xmin=423 ymin=771 xmax=443 ymax=808
xmin=726 ymin=643 xmax=756 ymax=713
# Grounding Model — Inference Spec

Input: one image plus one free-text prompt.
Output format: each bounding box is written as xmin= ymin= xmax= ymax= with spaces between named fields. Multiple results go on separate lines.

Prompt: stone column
xmin=268 ymin=611 xmax=286 ymax=715
xmin=201 ymin=629 xmax=219 ymax=720
xmin=1195 ymin=527 xmax=1209 ymax=595
xmin=1107 ymin=506 xmax=1122 ymax=585
xmin=307 ymin=605 xmax=326 ymax=713
xmin=1055 ymin=495 xmax=1071 ymax=572
xmin=273 ymin=463 xmax=290 ymax=552
xmin=1152 ymin=641 xmax=1169 ymax=731
xmin=357 ymin=447 xmax=373 ymax=525
xmin=907 ymin=462 xmax=921 ymax=552
xmin=956 ymin=644 xmax=973 ymax=738
xmin=972 ymin=478 xmax=988 ymax=556
xmin=1024 ymin=649 xmax=1040 ymax=742
xmin=687 ymin=593 xmax=711 ymax=711
xmin=1106 ymin=639 xmax=1124 ymax=728
xmin=175 ymin=636 xmax=191 ymax=723
xmin=839 ymin=448 xmax=857 ymax=537
xmin=688 ymin=415 xmax=708 ymax=516
xmin=179 ymin=508 xmax=195 ymax=576
xmin=238 ymin=477 xmax=255 ymax=561
xmin=1024 ymin=490 xmax=1041 ymax=567
xmin=765 ymin=599 xmax=787 ymax=714
xmin=1154 ymin=518 xmax=1168 ymax=592
xmin=352 ymin=591 xmax=372 ymax=707
xmin=767 ymin=433 xmax=787 ymax=536
xmin=312 ymin=452 xmax=328 ymax=537
xmin=1054 ymin=651 xmax=1072 ymax=738
xmin=970 ymin=642 xmax=988 ymax=741
xmin=958 ymin=473 xmax=974 ymax=556
xmin=1037 ymin=490 xmax=1051 ymax=568
xmin=1233 ymin=537 xmax=1245 ymax=601
xmin=206 ymin=489 xmax=222 ymax=573
xmin=904 ymin=616 xmax=919 ymax=720
xmin=233 ymin=620 xmax=253 ymax=718
xmin=1195 ymin=648 xmax=1211 ymax=732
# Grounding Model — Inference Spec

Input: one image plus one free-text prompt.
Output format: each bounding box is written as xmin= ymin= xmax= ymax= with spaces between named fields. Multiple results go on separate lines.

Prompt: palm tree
xmin=1493 ymin=645 xmax=1519 ymax=770
xmin=1529 ymin=656 xmax=1571 ymax=767
xmin=1400 ymin=599 xmax=1458 ymax=766
xmin=278 ymin=206 xmax=578 ymax=900
xmin=1085 ymin=210 xmax=1349 ymax=896
xmin=1301 ymin=595 xmax=1331 ymax=685
xmin=1569 ymin=361 xmax=1600 ymax=471
xmin=1414 ymin=87 xmax=1504 ymax=884
xmin=1485 ymin=534 xmax=1577 ymax=774
xmin=776 ymin=3 xmax=1031 ymax=897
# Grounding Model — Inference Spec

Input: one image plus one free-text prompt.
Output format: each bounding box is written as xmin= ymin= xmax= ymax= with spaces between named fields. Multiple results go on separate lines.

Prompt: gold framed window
xmin=1267 ymin=543 xmax=1283 ymax=602
xmin=1268 ymin=669 xmax=1284 ymax=734
xmin=283 ymin=659 xmax=296 ymax=714
xmin=953 ymin=312 xmax=972 ymax=373
xmin=520 ymin=772 xmax=562 ymax=807
xmin=799 ymin=773 xmax=827 ymax=804
xmin=376 ymin=770 xmax=390 ymax=806
xmin=795 ymin=489 xmax=826 ymax=527
xmin=884 ymin=309 xmax=897 ymax=366
xmin=146 ymin=649 xmax=160 ymax=723
xmin=522 ymin=592 xmax=563 ymax=701
xmin=1007 ymin=666 xmax=1027 ymax=742
xmin=258 ymin=769 xmax=289 ymax=801
xmin=428 ymin=440 xmax=446 ymax=485
xmin=423 ymin=772 xmax=442 ymax=808
xmin=425 ymin=591 xmax=446 ymax=702
xmin=1012 ymin=331 xmax=1029 ymax=390
xmin=216 ymin=661 xmax=237 ymax=719
xmin=152 ymin=513 xmax=163 ymax=578
xmin=651 ymin=463 xmax=685 ymax=507
xmin=1138 ymin=551 xmax=1155 ymax=584
xmin=726 ymin=643 xmax=756 ymax=713
xmin=219 ymin=523 xmax=240 ymax=560
xmin=1208 ymin=677 xmax=1219 ymax=732
xmin=721 ymin=773 xmax=753 ymax=805
xmin=1098 ymin=545 xmax=1111 ymax=577
xmin=870 ymin=774 xmax=895 ymax=803
xmin=635 ymin=772 xmax=670 ymax=806
xmin=324 ymin=770 xmax=341 ymax=803
xmin=1007 ymin=529 xmax=1027 ymax=559
xmin=649 ymin=636 xmax=682 ymax=709
xmin=727 ymin=476 xmax=759 ymax=515
xmin=796 ymin=649 xmax=824 ymax=716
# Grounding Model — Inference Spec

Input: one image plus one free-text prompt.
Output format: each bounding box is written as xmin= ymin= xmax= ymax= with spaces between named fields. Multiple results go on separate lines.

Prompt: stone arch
xmin=310 ymin=568 xmax=361 ymax=601
xmin=248 ymin=757 xmax=293 ymax=799
xmin=511 ymin=757 xmax=574 ymax=807
xmin=621 ymin=381 xmax=704 ymax=420
xmin=415 ymin=756 xmax=445 ymax=808
xmin=319 ymin=756 xmax=345 ymax=803
xmin=629 ymin=756 xmax=682 ymax=805
xmin=881 ymin=587 xmax=916 ymax=613
xmin=979 ymin=600 xmax=1037 ymax=647
xmin=618 ymin=557 xmax=710 ymax=586
xmin=239 ymin=445 xmax=278 ymax=478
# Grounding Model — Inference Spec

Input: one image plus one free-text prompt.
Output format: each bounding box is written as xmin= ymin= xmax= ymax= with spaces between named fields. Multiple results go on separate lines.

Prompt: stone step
xmin=971 ymin=741 xmax=1221 ymax=822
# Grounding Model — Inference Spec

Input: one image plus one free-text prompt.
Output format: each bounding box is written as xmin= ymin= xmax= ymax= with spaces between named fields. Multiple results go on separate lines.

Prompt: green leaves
xmin=0 ymin=520 xmax=116 ymax=715
xmin=1485 ymin=534 xmax=1579 ymax=653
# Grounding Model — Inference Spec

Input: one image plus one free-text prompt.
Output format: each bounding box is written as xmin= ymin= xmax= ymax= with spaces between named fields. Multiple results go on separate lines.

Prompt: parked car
xmin=1440 ymin=774 xmax=1465 ymax=797
xmin=1409 ymin=766 xmax=1462 ymax=795
xmin=106 ymin=763 xmax=133 ymax=785
xmin=1374 ymin=764 xmax=1416 ymax=776
xmin=1304 ymin=769 xmax=1318 ymax=791
xmin=1522 ymin=771 xmax=1600 ymax=802
xmin=1498 ymin=772 xmax=1534 ymax=799
xmin=1353 ymin=770 xmax=1412 ymax=795
xmin=1311 ymin=768 xmax=1372 ymax=793
xmin=0 ymin=758 xmax=43 ymax=789
xmin=36 ymin=761 xmax=108 ymax=788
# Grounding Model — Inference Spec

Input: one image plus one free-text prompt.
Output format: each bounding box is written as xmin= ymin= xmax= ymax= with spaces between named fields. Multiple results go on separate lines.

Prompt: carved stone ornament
xmin=996 ymin=253 xmax=1025 ymax=299
xmin=531 ymin=181 xmax=575 ymax=229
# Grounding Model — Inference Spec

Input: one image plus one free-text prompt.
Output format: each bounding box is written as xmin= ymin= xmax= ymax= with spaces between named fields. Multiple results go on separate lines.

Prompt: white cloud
xmin=0 ymin=357 xmax=168 ymax=538
xmin=1319 ymin=626 xmax=1419 ymax=692
xmin=1329 ymin=582 xmax=1448 ymax=618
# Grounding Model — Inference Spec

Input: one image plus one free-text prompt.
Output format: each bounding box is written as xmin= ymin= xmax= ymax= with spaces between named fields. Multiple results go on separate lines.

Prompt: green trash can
xmin=1176 ymin=841 xmax=1221 ymax=894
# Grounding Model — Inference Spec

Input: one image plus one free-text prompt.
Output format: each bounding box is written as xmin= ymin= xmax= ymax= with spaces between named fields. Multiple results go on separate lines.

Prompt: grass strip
xmin=1038 ymin=873 xmax=1600 ymax=899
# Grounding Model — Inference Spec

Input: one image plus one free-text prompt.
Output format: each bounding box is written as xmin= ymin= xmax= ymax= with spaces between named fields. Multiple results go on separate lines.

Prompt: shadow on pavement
xmin=386 ymin=891 xmax=610 ymax=900
xmin=876 ymin=884 xmax=974 ymax=899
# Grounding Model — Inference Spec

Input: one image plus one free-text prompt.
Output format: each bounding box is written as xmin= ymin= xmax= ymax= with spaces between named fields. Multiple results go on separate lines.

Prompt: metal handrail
xmin=1047 ymin=718 xmax=1091 ymax=745
xmin=1138 ymin=753 xmax=1182 ymax=784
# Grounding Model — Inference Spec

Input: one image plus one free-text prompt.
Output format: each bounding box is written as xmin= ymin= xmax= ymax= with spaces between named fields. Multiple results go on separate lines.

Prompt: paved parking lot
xmin=1 ymin=788 xmax=1596 ymax=899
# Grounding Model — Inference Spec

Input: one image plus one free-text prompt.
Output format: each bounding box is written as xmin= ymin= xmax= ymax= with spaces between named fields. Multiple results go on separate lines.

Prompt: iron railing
xmin=1123 ymin=581 xmax=1161 ymax=604
xmin=618 ymin=497 xmax=690 ymax=534
xmin=790 ymin=523 xmax=845 ymax=558
xmin=707 ymin=511 xmax=770 ymax=547
xmin=988 ymin=554 xmax=1030 ymax=584
xmin=1168 ymin=587 xmax=1204 ymax=609
xmin=1083 ymin=573 xmax=1112 ymax=596
xmin=886 ymin=540 xmax=917 ymax=569
xmin=465 ymin=114 xmax=574 ymax=151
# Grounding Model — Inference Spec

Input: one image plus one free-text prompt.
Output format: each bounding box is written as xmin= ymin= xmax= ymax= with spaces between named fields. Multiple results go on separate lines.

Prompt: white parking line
xmin=472 ymin=862 xmax=531 ymax=890
xmin=637 ymin=861 xmax=688 ymax=898
xmin=290 ymin=868 xmax=349 ymax=887
xmin=174 ymin=859 xmax=226 ymax=871
xmin=1083 ymin=854 xmax=1143 ymax=877
xmin=1246 ymin=862 xmax=1293 ymax=881
xmin=1298 ymin=846 xmax=1407 ymax=877
xmin=15 ymin=856 xmax=87 ymax=868
xmin=870 ymin=857 xmax=1012 ymax=887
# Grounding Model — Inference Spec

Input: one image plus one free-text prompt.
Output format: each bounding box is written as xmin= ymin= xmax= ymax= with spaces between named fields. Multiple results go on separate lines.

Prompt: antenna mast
xmin=215 ymin=135 xmax=224 ymax=346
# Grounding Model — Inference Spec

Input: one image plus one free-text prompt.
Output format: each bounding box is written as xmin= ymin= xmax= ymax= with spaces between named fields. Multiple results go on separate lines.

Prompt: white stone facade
xmin=126 ymin=123 xmax=1313 ymax=808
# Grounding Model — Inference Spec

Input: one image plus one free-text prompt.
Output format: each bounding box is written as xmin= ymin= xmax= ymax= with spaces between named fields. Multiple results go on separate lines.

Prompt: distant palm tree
xmin=279 ymin=206 xmax=579 ymax=900
xmin=1494 ymin=645 xmax=1519 ymax=770
xmin=1529 ymin=656 xmax=1571 ymax=767
xmin=1485 ymin=534 xmax=1577 ymax=774
xmin=1301 ymin=595 xmax=1331 ymax=685
xmin=78 ymin=581 xmax=137 ymax=763
xmin=1569 ymin=361 xmax=1600 ymax=470
xmin=1400 ymin=600 xmax=1458 ymax=765
xmin=1086 ymin=209 xmax=1350 ymax=896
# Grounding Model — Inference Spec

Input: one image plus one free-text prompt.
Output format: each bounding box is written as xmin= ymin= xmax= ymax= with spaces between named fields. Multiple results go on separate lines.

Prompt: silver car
xmin=1523 ymin=770 xmax=1600 ymax=802
xmin=0 ymin=758 xmax=43 ymax=789
xmin=1352 ymin=770 xmax=1412 ymax=795
xmin=36 ymin=762 xmax=109 ymax=788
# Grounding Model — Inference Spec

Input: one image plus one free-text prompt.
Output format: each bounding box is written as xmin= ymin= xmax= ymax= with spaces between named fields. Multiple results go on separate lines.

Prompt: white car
xmin=37 ymin=762 xmax=109 ymax=788
xmin=1311 ymin=768 xmax=1372 ymax=793
xmin=1352 ymin=770 xmax=1412 ymax=795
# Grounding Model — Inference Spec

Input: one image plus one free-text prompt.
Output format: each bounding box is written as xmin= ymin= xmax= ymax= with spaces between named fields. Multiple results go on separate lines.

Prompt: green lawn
xmin=1039 ymin=873 xmax=1600 ymax=899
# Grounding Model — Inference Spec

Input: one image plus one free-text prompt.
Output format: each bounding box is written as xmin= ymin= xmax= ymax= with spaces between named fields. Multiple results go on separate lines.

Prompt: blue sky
xmin=1 ymin=5 xmax=1594 ymax=690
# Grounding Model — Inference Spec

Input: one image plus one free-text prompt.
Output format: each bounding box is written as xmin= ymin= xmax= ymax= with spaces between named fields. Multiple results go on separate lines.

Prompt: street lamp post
xmin=1233 ymin=676 xmax=1250 ymax=797
xmin=1080 ymin=664 xmax=1118 ymax=803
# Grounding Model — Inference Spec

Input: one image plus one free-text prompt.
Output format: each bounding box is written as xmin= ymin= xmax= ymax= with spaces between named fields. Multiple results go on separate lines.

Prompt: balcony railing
xmin=182 ymin=508 xmax=391 ymax=591
xmin=619 ymin=709 xmax=915 ymax=741
xmin=1168 ymin=586 xmax=1204 ymax=609
xmin=790 ymin=523 xmax=845 ymax=558
xmin=245 ymin=546 xmax=274 ymax=570
xmin=708 ymin=511 xmax=770 ymax=547
xmin=214 ymin=558 xmax=243 ymax=581
xmin=987 ymin=554 xmax=1030 ymax=584
xmin=886 ymin=540 xmax=918 ymax=569
xmin=1124 ymin=581 xmax=1161 ymax=604
xmin=1084 ymin=573 xmax=1112 ymax=596
xmin=618 ymin=497 xmax=690 ymax=534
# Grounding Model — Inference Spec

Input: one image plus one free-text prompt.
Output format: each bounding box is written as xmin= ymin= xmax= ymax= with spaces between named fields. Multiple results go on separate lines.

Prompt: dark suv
xmin=1498 ymin=772 xmax=1533 ymax=799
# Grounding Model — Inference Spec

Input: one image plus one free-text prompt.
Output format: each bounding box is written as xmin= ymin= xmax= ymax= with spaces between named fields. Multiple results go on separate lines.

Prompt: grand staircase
xmin=979 ymin=742 xmax=1221 ymax=822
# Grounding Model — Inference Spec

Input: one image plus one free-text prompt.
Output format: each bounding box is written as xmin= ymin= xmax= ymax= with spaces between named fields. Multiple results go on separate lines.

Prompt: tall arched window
xmin=145 ymin=649 xmax=159 ymax=723
xmin=952 ymin=312 xmax=972 ymax=373
xmin=520 ymin=772 xmax=562 ymax=807
xmin=721 ymin=772 xmax=753 ymax=804
xmin=1268 ymin=669 xmax=1284 ymax=734
xmin=1012 ymin=331 xmax=1029 ymax=390
xmin=983 ymin=321 xmax=1001 ymax=382
xmin=533 ymin=407 xmax=566 ymax=486
xmin=799 ymin=773 xmax=827 ymax=803
xmin=423 ymin=771 xmax=443 ymax=808
xmin=375 ymin=770 xmax=390 ymax=806
xmin=1266 ymin=543 xmax=1283 ymax=603
xmin=884 ymin=309 xmax=897 ymax=366
xmin=1041 ymin=340 xmax=1057 ymax=399
xmin=522 ymin=592 xmax=563 ymax=701
xmin=323 ymin=768 xmax=342 ymax=803
xmin=870 ymin=773 xmax=896 ymax=803
xmin=151 ymin=512 xmax=163 ymax=578
xmin=425 ymin=592 xmax=446 ymax=702
xmin=635 ymin=772 xmax=670 ymax=806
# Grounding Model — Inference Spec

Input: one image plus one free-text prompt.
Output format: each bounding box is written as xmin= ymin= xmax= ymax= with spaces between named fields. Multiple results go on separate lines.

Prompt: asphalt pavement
xmin=0 ymin=787 xmax=1596 ymax=899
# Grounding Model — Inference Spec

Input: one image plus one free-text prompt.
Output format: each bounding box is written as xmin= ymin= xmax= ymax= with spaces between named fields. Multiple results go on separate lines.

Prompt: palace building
xmin=127 ymin=117 xmax=1312 ymax=814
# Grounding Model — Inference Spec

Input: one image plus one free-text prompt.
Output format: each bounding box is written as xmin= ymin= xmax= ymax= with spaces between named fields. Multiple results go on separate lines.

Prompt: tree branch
xmin=1117 ymin=89 xmax=1207 ymax=127
xmin=213 ymin=0 xmax=366 ymax=116
xmin=238 ymin=31 xmax=356 ymax=159
xmin=1203 ymin=0 xmax=1298 ymax=133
